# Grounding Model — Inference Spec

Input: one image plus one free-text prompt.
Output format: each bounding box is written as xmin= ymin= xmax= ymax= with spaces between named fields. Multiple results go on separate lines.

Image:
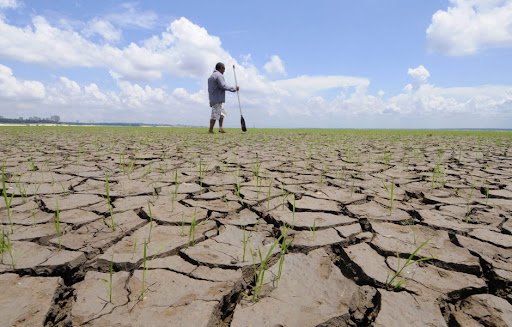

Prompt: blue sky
xmin=0 ymin=0 xmax=511 ymax=128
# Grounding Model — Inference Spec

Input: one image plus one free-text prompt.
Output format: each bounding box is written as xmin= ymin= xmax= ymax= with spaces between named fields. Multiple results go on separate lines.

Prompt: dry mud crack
xmin=1 ymin=127 xmax=511 ymax=326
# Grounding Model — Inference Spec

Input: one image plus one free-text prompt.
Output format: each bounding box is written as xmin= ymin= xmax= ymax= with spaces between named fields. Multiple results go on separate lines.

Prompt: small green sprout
xmin=385 ymin=238 xmax=435 ymax=289
xmin=101 ymin=255 xmax=114 ymax=303
xmin=147 ymin=201 xmax=154 ymax=243
xmin=139 ymin=238 xmax=148 ymax=300
xmin=54 ymin=200 xmax=62 ymax=250
xmin=382 ymin=177 xmax=395 ymax=215
xmin=276 ymin=224 xmax=292 ymax=286
xmin=310 ymin=219 xmax=317 ymax=238
xmin=1 ymin=161 xmax=15 ymax=233
xmin=252 ymin=235 xmax=282 ymax=302
xmin=241 ymin=227 xmax=250 ymax=262
xmin=189 ymin=208 xmax=197 ymax=246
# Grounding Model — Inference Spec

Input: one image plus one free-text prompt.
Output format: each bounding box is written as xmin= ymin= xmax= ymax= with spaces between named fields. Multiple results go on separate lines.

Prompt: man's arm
xmin=216 ymin=73 xmax=237 ymax=92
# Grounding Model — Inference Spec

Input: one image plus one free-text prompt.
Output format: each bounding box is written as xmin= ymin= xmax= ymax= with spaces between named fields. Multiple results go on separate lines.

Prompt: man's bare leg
xmin=209 ymin=119 xmax=215 ymax=133
xmin=219 ymin=116 xmax=225 ymax=133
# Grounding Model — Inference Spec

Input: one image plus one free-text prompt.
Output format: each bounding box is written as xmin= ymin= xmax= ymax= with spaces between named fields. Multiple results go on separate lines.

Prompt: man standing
xmin=207 ymin=62 xmax=239 ymax=133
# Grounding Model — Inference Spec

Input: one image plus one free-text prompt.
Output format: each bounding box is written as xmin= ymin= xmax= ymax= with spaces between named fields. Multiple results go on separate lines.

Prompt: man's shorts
xmin=211 ymin=103 xmax=227 ymax=120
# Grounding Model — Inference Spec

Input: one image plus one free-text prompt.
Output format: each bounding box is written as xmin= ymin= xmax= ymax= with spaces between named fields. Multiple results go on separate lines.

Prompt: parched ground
xmin=0 ymin=126 xmax=511 ymax=327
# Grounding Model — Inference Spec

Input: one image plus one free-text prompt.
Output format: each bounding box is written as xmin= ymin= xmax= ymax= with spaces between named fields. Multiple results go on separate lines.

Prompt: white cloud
xmin=0 ymin=64 xmax=45 ymax=99
xmin=240 ymin=53 xmax=253 ymax=66
xmin=264 ymin=55 xmax=287 ymax=76
xmin=0 ymin=62 xmax=511 ymax=128
xmin=116 ymin=80 xmax=166 ymax=108
xmin=407 ymin=65 xmax=430 ymax=84
xmin=59 ymin=76 xmax=81 ymax=95
xmin=106 ymin=3 xmax=158 ymax=30
xmin=82 ymin=19 xmax=122 ymax=43
xmin=388 ymin=83 xmax=512 ymax=119
xmin=0 ymin=16 xmax=233 ymax=81
xmin=80 ymin=3 xmax=158 ymax=43
xmin=0 ymin=16 xmax=112 ymax=66
xmin=427 ymin=0 xmax=512 ymax=55
xmin=0 ymin=0 xmax=19 ymax=9
xmin=84 ymin=83 xmax=108 ymax=102
xmin=403 ymin=84 xmax=414 ymax=93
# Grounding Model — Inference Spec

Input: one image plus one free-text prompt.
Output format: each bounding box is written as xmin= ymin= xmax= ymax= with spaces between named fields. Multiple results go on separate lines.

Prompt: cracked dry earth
xmin=1 ymin=127 xmax=512 ymax=327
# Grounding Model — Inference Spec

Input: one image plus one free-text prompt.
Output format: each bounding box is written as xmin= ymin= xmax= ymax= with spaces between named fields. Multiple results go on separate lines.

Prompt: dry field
xmin=0 ymin=126 xmax=511 ymax=327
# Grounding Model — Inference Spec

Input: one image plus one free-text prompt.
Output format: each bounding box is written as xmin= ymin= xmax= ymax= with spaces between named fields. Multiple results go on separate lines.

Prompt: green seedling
xmin=172 ymin=168 xmax=180 ymax=208
xmin=280 ymin=184 xmax=288 ymax=209
xmin=252 ymin=235 xmax=282 ymax=302
xmin=0 ymin=227 xmax=6 ymax=263
xmin=431 ymin=162 xmax=445 ymax=189
xmin=120 ymin=154 xmax=135 ymax=178
xmin=241 ymin=227 xmax=250 ymax=262
xmin=1 ymin=227 xmax=15 ymax=269
xmin=431 ymin=150 xmax=446 ymax=189
xmin=15 ymin=176 xmax=28 ymax=203
xmin=256 ymin=174 xmax=262 ymax=196
xmin=101 ymin=255 xmax=114 ymax=303
xmin=131 ymin=240 xmax=138 ymax=260
xmin=382 ymin=177 xmax=395 ymax=215
xmin=275 ymin=224 xmax=291 ymax=286
xmin=197 ymin=158 xmax=206 ymax=193
xmin=147 ymin=201 xmax=154 ymax=243
xmin=105 ymin=175 xmax=115 ymax=231
xmin=385 ymin=238 xmax=435 ymax=289
xmin=384 ymin=149 xmax=391 ymax=165
xmin=1 ymin=161 xmax=15 ymax=233
xmin=150 ymin=182 xmax=160 ymax=202
xmin=309 ymin=219 xmax=318 ymax=238
xmin=54 ymin=201 xmax=62 ymax=249
xmin=189 ymin=208 xmax=197 ymax=246
xmin=119 ymin=153 xmax=126 ymax=172
xmin=28 ymin=157 xmax=38 ymax=171
xmin=127 ymin=159 xmax=135 ymax=177
xmin=6 ymin=232 xmax=15 ymax=269
xmin=139 ymin=238 xmax=148 ymax=300
xmin=253 ymin=157 xmax=261 ymax=179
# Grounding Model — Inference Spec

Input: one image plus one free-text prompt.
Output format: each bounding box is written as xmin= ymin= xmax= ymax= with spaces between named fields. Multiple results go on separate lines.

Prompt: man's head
xmin=215 ymin=62 xmax=225 ymax=74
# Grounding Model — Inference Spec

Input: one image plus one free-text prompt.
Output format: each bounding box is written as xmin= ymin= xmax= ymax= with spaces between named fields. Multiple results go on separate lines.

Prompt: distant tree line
xmin=0 ymin=115 xmax=60 ymax=124
xmin=0 ymin=115 xmax=193 ymax=127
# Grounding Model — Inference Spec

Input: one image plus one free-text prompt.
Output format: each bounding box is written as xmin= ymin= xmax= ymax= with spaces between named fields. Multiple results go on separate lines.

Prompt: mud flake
xmin=231 ymin=248 xmax=362 ymax=327
xmin=0 ymin=273 xmax=63 ymax=327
